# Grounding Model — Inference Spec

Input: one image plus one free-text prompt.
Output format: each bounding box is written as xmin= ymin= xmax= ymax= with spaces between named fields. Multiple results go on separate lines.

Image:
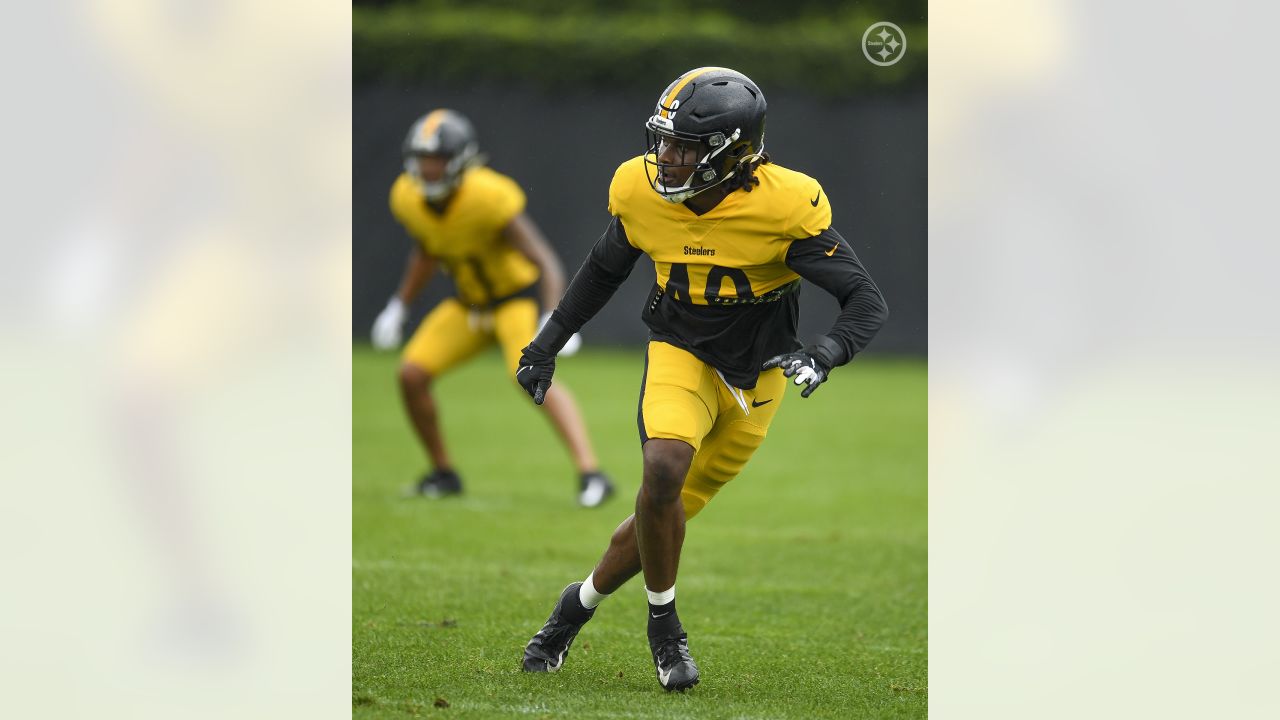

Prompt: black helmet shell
xmin=644 ymin=67 xmax=767 ymax=202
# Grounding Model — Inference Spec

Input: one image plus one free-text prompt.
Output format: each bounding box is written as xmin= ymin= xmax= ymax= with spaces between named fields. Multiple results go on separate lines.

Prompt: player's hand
xmin=539 ymin=312 xmax=582 ymax=357
xmin=762 ymin=350 xmax=830 ymax=398
xmin=371 ymin=298 xmax=407 ymax=350
xmin=516 ymin=343 xmax=556 ymax=405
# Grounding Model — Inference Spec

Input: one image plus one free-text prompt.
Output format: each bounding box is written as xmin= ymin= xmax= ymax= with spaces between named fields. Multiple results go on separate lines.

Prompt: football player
xmin=372 ymin=109 xmax=614 ymax=507
xmin=516 ymin=68 xmax=889 ymax=690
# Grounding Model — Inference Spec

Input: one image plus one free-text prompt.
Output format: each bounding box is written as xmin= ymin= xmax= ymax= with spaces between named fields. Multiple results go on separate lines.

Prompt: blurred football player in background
xmin=372 ymin=109 xmax=614 ymax=507
xmin=516 ymin=68 xmax=888 ymax=690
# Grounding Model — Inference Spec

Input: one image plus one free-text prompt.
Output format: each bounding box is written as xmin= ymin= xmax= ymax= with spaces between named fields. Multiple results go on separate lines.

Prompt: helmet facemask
xmin=404 ymin=145 xmax=480 ymax=201
xmin=643 ymin=120 xmax=746 ymax=203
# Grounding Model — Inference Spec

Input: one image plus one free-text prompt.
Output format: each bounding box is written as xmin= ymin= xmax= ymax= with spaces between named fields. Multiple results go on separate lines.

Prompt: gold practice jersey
xmin=608 ymin=156 xmax=832 ymax=305
xmin=547 ymin=156 xmax=889 ymax=388
xmin=389 ymin=166 xmax=539 ymax=307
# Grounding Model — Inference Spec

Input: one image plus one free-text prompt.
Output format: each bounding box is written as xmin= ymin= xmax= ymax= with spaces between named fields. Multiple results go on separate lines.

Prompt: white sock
xmin=578 ymin=573 xmax=609 ymax=610
xmin=645 ymin=585 xmax=676 ymax=606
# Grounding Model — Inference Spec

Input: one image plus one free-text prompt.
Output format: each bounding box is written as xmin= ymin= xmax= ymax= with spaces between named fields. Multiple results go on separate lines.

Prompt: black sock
xmin=647 ymin=599 xmax=680 ymax=638
xmin=560 ymin=586 xmax=595 ymax=625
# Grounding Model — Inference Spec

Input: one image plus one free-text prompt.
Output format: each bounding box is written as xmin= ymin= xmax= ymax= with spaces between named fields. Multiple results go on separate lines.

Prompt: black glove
xmin=761 ymin=335 xmax=844 ymax=398
xmin=515 ymin=311 xmax=575 ymax=405
xmin=516 ymin=344 xmax=556 ymax=405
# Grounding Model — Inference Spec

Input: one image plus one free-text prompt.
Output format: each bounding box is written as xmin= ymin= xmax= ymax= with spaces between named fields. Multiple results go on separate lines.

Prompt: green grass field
xmin=353 ymin=345 xmax=927 ymax=718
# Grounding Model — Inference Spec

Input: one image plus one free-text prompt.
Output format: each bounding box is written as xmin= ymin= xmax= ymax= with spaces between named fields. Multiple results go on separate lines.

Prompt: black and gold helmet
xmin=644 ymin=67 xmax=767 ymax=203
xmin=402 ymin=109 xmax=484 ymax=200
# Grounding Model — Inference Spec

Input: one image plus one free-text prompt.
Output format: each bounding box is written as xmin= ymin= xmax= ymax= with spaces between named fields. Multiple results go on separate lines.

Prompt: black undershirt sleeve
xmin=549 ymin=215 xmax=643 ymax=334
xmin=784 ymin=227 xmax=889 ymax=366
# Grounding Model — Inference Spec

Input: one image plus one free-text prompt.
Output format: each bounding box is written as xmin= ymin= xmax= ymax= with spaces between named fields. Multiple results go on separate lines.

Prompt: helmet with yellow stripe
xmin=644 ymin=67 xmax=767 ymax=203
xmin=402 ymin=109 xmax=484 ymax=201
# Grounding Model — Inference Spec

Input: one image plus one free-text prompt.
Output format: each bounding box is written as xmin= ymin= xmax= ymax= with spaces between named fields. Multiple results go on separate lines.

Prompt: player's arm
xmin=504 ymin=212 xmax=585 ymax=355
xmin=371 ymin=245 xmax=436 ymax=350
xmin=394 ymin=245 xmax=437 ymax=305
xmin=516 ymin=216 xmax=643 ymax=403
xmin=503 ymin=212 xmax=565 ymax=311
xmin=763 ymin=228 xmax=889 ymax=396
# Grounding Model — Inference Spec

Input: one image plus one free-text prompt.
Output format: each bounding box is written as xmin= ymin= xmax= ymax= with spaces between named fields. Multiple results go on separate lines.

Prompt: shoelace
xmin=533 ymin=615 xmax=579 ymax=655
xmin=655 ymin=637 xmax=691 ymax=667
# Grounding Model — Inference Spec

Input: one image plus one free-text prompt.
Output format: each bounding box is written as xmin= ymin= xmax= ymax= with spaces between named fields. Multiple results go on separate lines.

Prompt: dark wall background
xmin=354 ymin=82 xmax=926 ymax=355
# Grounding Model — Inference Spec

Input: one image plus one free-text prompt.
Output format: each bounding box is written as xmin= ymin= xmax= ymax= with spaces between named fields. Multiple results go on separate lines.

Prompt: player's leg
xmin=399 ymin=298 xmax=490 ymax=495
xmin=494 ymin=297 xmax=613 ymax=507
xmin=397 ymin=364 xmax=452 ymax=473
xmin=582 ymin=368 xmax=785 ymax=587
xmin=679 ymin=365 xmax=786 ymax=519
xmin=588 ymin=514 xmax=643 ymax=592
xmin=631 ymin=343 xmax=721 ymax=691
xmin=523 ymin=357 xmax=784 ymax=686
xmin=539 ymin=387 xmax=604 ymax=486
xmin=520 ymin=514 xmax=642 ymax=675
xmin=633 ymin=373 xmax=788 ymax=670
xmin=572 ymin=355 xmax=783 ymax=594
xmin=523 ymin=342 xmax=715 ymax=678
xmin=635 ymin=438 xmax=694 ymax=607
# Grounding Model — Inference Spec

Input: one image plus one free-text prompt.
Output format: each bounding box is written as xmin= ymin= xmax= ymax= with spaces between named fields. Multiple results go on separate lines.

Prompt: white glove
xmin=539 ymin=312 xmax=582 ymax=357
xmin=371 ymin=298 xmax=407 ymax=350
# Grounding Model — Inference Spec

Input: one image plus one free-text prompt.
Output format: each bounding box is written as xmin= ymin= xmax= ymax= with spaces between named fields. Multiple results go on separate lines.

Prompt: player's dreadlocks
xmin=727 ymin=152 xmax=771 ymax=193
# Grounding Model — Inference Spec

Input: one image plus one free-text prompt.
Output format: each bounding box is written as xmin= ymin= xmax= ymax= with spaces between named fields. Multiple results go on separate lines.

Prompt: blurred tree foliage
xmin=353 ymin=0 xmax=926 ymax=97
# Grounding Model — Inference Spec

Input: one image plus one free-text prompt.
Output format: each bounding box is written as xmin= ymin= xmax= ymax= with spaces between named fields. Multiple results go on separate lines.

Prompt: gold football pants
xmin=638 ymin=341 xmax=785 ymax=518
xmin=401 ymin=297 xmax=538 ymax=377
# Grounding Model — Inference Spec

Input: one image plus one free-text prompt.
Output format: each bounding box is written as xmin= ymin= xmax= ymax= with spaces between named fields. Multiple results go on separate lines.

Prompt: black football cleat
xmin=416 ymin=469 xmax=462 ymax=498
xmin=650 ymin=631 xmax=699 ymax=692
xmin=522 ymin=582 xmax=593 ymax=672
xmin=577 ymin=472 xmax=615 ymax=508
